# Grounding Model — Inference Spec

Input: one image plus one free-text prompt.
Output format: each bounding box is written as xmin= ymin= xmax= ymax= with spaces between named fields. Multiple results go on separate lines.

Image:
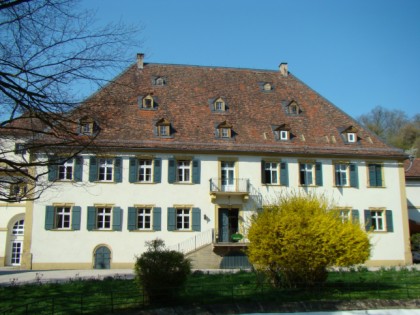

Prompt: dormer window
xmin=155 ymin=118 xmax=171 ymax=137
xmin=216 ymin=121 xmax=233 ymax=139
xmin=79 ymin=117 xmax=98 ymax=136
xmin=340 ymin=126 xmax=358 ymax=144
xmin=273 ymin=124 xmax=291 ymax=141
xmin=213 ymin=97 xmax=226 ymax=112
xmin=263 ymin=83 xmax=272 ymax=91
xmin=154 ymin=77 xmax=166 ymax=86
xmin=143 ymin=95 xmax=154 ymax=109
xmin=286 ymin=101 xmax=302 ymax=115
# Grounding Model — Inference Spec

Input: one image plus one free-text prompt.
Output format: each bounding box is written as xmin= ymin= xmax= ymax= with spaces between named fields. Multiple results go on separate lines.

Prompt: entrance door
xmin=94 ymin=246 xmax=111 ymax=269
xmin=9 ymin=219 xmax=24 ymax=266
xmin=221 ymin=161 xmax=235 ymax=192
xmin=218 ymin=208 xmax=239 ymax=242
xmin=11 ymin=241 xmax=23 ymax=266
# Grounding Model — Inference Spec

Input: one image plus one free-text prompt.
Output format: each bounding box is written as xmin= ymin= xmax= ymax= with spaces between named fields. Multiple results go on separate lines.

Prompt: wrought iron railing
xmin=168 ymin=229 xmax=214 ymax=254
xmin=209 ymin=178 xmax=249 ymax=193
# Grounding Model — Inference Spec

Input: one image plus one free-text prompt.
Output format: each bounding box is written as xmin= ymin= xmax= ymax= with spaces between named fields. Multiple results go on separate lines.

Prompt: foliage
xmin=358 ymin=106 xmax=419 ymax=156
xmin=0 ymin=0 xmax=140 ymax=201
xmin=247 ymin=193 xmax=371 ymax=288
xmin=134 ymin=239 xmax=191 ymax=304
xmin=411 ymin=233 xmax=420 ymax=251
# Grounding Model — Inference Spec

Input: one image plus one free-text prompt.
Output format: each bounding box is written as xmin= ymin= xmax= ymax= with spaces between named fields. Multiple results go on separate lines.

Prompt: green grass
xmin=2 ymin=267 xmax=420 ymax=314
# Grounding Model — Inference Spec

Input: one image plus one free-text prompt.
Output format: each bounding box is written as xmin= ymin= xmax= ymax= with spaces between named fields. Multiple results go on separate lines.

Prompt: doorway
xmin=94 ymin=246 xmax=111 ymax=269
xmin=8 ymin=218 xmax=25 ymax=266
xmin=218 ymin=208 xmax=239 ymax=242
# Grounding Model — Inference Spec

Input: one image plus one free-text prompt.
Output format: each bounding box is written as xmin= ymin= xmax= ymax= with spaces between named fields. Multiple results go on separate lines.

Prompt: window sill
xmin=50 ymin=229 xmax=75 ymax=231
xmin=129 ymin=229 xmax=156 ymax=232
xmin=367 ymin=186 xmax=386 ymax=188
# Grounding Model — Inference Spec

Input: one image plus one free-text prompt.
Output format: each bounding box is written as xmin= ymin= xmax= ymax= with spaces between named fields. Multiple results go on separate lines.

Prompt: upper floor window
xmin=9 ymin=182 xmax=27 ymax=200
xmin=167 ymin=207 xmax=201 ymax=231
xmin=367 ymin=163 xmax=384 ymax=187
xmin=168 ymin=158 xmax=200 ymax=184
xmin=45 ymin=205 xmax=81 ymax=230
xmin=129 ymin=158 xmax=162 ymax=183
xmin=87 ymin=205 xmax=122 ymax=231
xmin=14 ymin=143 xmax=27 ymax=155
xmin=299 ymin=162 xmax=323 ymax=186
xmin=261 ymin=160 xmax=289 ymax=186
xmin=89 ymin=156 xmax=122 ymax=183
xmin=48 ymin=156 xmax=83 ymax=182
xmin=12 ymin=219 xmax=25 ymax=235
xmin=334 ymin=162 xmax=359 ymax=188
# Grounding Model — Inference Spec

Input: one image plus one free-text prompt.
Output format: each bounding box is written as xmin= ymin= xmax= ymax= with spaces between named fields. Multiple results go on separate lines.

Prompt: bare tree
xmin=0 ymin=0 xmax=141 ymax=202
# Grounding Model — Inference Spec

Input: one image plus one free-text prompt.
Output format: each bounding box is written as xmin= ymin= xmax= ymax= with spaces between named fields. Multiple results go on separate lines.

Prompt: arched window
xmin=12 ymin=219 xmax=24 ymax=235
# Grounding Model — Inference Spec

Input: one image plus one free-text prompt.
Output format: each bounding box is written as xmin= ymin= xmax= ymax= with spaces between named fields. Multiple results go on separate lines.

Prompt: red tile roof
xmin=404 ymin=158 xmax=420 ymax=178
xmin=72 ymin=62 xmax=406 ymax=159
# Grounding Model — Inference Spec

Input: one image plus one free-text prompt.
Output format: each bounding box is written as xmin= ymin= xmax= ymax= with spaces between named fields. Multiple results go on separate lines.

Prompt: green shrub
xmin=411 ymin=233 xmax=420 ymax=251
xmin=134 ymin=239 xmax=191 ymax=304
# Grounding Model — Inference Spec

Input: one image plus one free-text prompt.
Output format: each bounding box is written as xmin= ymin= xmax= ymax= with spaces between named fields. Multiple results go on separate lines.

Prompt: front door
xmin=218 ymin=208 xmax=239 ymax=242
xmin=94 ymin=246 xmax=111 ymax=269
xmin=221 ymin=161 xmax=235 ymax=192
xmin=9 ymin=219 xmax=24 ymax=266
xmin=11 ymin=241 xmax=23 ymax=266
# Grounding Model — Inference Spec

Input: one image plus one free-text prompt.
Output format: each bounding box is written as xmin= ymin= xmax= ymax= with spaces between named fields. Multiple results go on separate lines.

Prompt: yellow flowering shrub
xmin=247 ymin=193 xmax=370 ymax=287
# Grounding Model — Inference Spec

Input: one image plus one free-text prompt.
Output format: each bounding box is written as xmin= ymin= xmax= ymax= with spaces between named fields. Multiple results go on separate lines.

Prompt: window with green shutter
xmin=192 ymin=208 xmax=201 ymax=231
xmin=280 ymin=162 xmax=289 ymax=186
xmin=315 ymin=162 xmax=323 ymax=186
xmin=368 ymin=163 xmax=383 ymax=187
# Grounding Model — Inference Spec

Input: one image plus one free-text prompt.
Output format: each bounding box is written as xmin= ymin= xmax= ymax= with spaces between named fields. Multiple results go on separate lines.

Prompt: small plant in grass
xmin=134 ymin=238 xmax=191 ymax=304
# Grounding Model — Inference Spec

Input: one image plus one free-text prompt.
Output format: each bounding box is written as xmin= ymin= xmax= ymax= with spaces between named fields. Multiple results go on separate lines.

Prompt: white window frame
xmin=221 ymin=128 xmax=230 ymax=138
xmin=98 ymin=158 xmax=114 ymax=182
xmin=11 ymin=241 xmax=23 ymax=266
xmin=176 ymin=208 xmax=191 ymax=230
xmin=299 ymin=163 xmax=314 ymax=186
xmin=370 ymin=210 xmax=385 ymax=232
xmin=137 ymin=207 xmax=152 ymax=230
xmin=335 ymin=163 xmax=349 ymax=187
xmin=58 ymin=160 xmax=74 ymax=180
xmin=143 ymin=95 xmax=154 ymax=109
xmin=96 ymin=207 xmax=112 ymax=230
xmin=337 ymin=209 xmax=351 ymax=223
xmin=158 ymin=125 xmax=169 ymax=136
xmin=138 ymin=159 xmax=153 ymax=182
xmin=12 ymin=219 xmax=25 ymax=235
xmin=347 ymin=133 xmax=356 ymax=143
xmin=55 ymin=206 xmax=71 ymax=229
xmin=177 ymin=160 xmax=191 ymax=183
xmin=264 ymin=162 xmax=279 ymax=185
xmin=280 ymin=130 xmax=289 ymax=140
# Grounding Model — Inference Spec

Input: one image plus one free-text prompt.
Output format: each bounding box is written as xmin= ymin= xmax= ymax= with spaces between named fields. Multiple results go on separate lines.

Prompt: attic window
xmin=216 ymin=121 xmax=233 ymax=139
xmin=156 ymin=118 xmax=171 ymax=137
xmin=214 ymin=98 xmax=226 ymax=111
xmin=143 ymin=95 xmax=154 ymax=109
xmin=347 ymin=133 xmax=356 ymax=143
xmin=273 ymin=124 xmax=291 ymax=141
xmin=79 ymin=117 xmax=98 ymax=136
xmin=154 ymin=77 xmax=166 ymax=86
xmin=263 ymin=83 xmax=272 ymax=91
xmin=286 ymin=101 xmax=301 ymax=115
xmin=341 ymin=126 xmax=358 ymax=144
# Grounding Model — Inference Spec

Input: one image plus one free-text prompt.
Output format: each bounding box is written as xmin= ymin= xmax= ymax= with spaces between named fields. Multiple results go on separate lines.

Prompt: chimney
xmin=279 ymin=62 xmax=288 ymax=77
xmin=137 ymin=53 xmax=144 ymax=69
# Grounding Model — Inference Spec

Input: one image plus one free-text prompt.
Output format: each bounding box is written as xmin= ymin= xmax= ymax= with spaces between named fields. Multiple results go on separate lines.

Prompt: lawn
xmin=1 ymin=267 xmax=420 ymax=314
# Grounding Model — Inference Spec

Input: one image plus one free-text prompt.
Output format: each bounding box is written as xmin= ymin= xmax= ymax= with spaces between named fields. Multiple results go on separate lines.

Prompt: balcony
xmin=209 ymin=178 xmax=250 ymax=201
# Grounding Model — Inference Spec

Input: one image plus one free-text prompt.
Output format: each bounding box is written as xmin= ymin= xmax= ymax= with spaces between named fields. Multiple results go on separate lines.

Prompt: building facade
xmin=2 ymin=55 xmax=412 ymax=269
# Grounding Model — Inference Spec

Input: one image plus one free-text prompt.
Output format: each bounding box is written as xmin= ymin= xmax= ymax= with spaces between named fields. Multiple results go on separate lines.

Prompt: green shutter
xmin=74 ymin=157 xmax=83 ymax=182
xmin=167 ymin=207 xmax=176 ymax=231
xmin=153 ymin=207 xmax=162 ymax=231
xmin=351 ymin=209 xmax=360 ymax=223
xmin=376 ymin=164 xmax=383 ymax=187
xmin=368 ymin=165 xmax=376 ymax=187
xmin=315 ymin=162 xmax=323 ymax=186
xmin=129 ymin=158 xmax=138 ymax=183
xmin=192 ymin=159 xmax=201 ymax=184
xmin=192 ymin=208 xmax=201 ymax=231
xmin=89 ymin=157 xmax=98 ymax=182
xmin=168 ymin=159 xmax=176 ymax=183
xmin=87 ymin=206 xmax=96 ymax=231
xmin=386 ymin=210 xmax=394 ymax=232
xmin=48 ymin=156 xmax=58 ymax=181
xmin=364 ymin=210 xmax=372 ymax=231
xmin=153 ymin=158 xmax=162 ymax=183
xmin=45 ymin=206 xmax=55 ymax=230
xmin=349 ymin=163 xmax=358 ymax=188
xmin=114 ymin=157 xmax=122 ymax=183
xmin=280 ymin=162 xmax=289 ymax=186
xmin=128 ymin=207 xmax=137 ymax=231
xmin=72 ymin=206 xmax=81 ymax=230
xmin=113 ymin=207 xmax=122 ymax=231
xmin=261 ymin=160 xmax=266 ymax=184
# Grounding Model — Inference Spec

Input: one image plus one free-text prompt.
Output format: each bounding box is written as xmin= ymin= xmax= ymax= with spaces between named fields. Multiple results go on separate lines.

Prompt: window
xmin=58 ymin=160 xmax=74 ymax=180
xmin=99 ymin=159 xmax=113 ymax=181
xmin=347 ymin=133 xmax=356 ymax=143
xmin=55 ymin=206 xmax=71 ymax=229
xmin=87 ymin=206 xmax=122 ymax=231
xmin=154 ymin=77 xmax=166 ymax=86
xmin=264 ymin=162 xmax=278 ymax=185
xmin=128 ymin=206 xmax=161 ymax=231
xmin=279 ymin=130 xmax=289 ymax=140
xmin=216 ymin=121 xmax=233 ymax=139
xmin=334 ymin=163 xmax=359 ymax=188
xmin=12 ymin=219 xmax=25 ymax=235
xmin=168 ymin=158 xmax=200 ymax=184
xmin=177 ymin=160 xmax=191 ymax=183
xmin=273 ymin=124 xmax=291 ymax=141
xmin=368 ymin=163 xmax=383 ymax=187
xmin=79 ymin=117 xmax=98 ymax=135
xmin=263 ymin=83 xmax=272 ymax=91
xmin=45 ymin=205 xmax=81 ymax=230
xmin=299 ymin=162 xmax=323 ymax=186
xmin=176 ymin=208 xmax=190 ymax=230
xmin=335 ymin=164 xmax=348 ymax=186
xmin=155 ymin=118 xmax=171 ymax=137
xmin=14 ymin=143 xmax=26 ymax=155
xmin=213 ymin=98 xmax=226 ymax=111
xmin=168 ymin=207 xmax=201 ymax=231
xmin=364 ymin=209 xmax=393 ymax=232
xmin=286 ymin=101 xmax=301 ymax=115
xmin=96 ymin=207 xmax=112 ymax=230
xmin=221 ymin=128 xmax=231 ymax=138
xmin=143 ymin=95 xmax=154 ymax=109
xmin=337 ymin=209 xmax=351 ymax=223
xmin=89 ymin=157 xmax=122 ymax=183
xmin=129 ymin=158 xmax=162 ymax=183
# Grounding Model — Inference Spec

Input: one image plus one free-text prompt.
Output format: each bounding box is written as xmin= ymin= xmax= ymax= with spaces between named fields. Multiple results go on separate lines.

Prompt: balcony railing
xmin=209 ymin=178 xmax=250 ymax=194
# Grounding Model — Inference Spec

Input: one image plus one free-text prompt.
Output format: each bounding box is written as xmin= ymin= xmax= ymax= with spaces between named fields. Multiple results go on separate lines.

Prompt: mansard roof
xmin=74 ymin=59 xmax=405 ymax=159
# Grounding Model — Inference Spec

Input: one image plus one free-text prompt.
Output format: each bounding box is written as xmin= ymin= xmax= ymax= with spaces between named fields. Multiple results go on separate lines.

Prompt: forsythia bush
xmin=247 ymin=193 xmax=370 ymax=287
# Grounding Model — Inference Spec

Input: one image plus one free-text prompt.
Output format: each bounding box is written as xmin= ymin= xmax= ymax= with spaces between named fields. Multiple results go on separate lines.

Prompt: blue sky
xmin=80 ymin=0 xmax=420 ymax=119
